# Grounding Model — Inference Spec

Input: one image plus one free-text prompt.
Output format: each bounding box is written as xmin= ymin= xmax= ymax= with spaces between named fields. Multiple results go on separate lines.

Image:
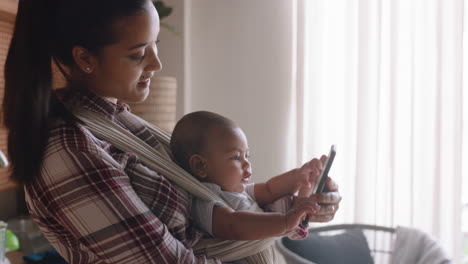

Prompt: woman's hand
xmin=308 ymin=177 xmax=342 ymax=222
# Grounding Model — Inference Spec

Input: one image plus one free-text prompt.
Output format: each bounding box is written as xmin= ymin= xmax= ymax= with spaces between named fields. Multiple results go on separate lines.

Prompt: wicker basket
xmin=276 ymin=224 xmax=396 ymax=264
xmin=128 ymin=76 xmax=177 ymax=133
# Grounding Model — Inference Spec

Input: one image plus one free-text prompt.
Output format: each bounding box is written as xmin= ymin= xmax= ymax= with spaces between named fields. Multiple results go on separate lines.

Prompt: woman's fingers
xmin=315 ymin=203 xmax=339 ymax=215
xmin=315 ymin=191 xmax=342 ymax=204
xmin=309 ymin=202 xmax=339 ymax=222
xmin=310 ymin=190 xmax=341 ymax=219
xmin=324 ymin=176 xmax=339 ymax=192
xmin=303 ymin=174 xmax=341 ymax=223
xmin=308 ymin=213 xmax=336 ymax=223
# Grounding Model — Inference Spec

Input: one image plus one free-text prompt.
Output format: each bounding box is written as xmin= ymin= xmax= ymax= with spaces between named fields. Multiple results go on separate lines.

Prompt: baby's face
xmin=203 ymin=126 xmax=252 ymax=193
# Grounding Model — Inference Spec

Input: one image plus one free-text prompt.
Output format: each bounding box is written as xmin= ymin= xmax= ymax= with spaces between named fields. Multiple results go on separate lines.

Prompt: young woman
xmin=3 ymin=0 xmax=342 ymax=263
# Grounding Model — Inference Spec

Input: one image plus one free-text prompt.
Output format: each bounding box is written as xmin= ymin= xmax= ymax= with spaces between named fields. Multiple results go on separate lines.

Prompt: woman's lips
xmin=137 ymin=78 xmax=150 ymax=88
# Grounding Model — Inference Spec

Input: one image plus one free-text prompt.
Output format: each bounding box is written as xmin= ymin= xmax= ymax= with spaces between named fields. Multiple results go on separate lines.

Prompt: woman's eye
xmin=232 ymin=155 xmax=241 ymax=160
xmin=129 ymin=40 xmax=158 ymax=61
xmin=245 ymin=153 xmax=251 ymax=159
xmin=129 ymin=53 xmax=146 ymax=61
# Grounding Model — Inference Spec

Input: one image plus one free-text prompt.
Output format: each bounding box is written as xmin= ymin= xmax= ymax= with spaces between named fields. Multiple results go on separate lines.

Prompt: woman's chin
xmin=126 ymin=90 xmax=150 ymax=104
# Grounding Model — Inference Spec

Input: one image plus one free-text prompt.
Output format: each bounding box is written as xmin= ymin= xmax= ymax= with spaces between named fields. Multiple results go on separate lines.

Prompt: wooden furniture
xmin=127 ymin=76 xmax=178 ymax=133
xmin=276 ymin=224 xmax=396 ymax=264
xmin=0 ymin=0 xmax=17 ymax=23
xmin=6 ymin=250 xmax=24 ymax=264
xmin=0 ymin=0 xmax=16 ymax=191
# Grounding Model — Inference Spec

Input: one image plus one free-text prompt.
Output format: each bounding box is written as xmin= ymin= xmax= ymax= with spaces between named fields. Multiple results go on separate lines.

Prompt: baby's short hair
xmin=170 ymin=111 xmax=236 ymax=174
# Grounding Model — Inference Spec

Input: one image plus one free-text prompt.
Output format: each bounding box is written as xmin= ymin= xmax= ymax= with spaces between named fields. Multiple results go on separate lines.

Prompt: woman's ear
xmin=71 ymin=45 xmax=97 ymax=74
xmin=189 ymin=154 xmax=208 ymax=179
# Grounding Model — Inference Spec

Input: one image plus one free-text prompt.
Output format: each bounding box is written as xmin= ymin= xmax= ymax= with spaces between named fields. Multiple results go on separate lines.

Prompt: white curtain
xmin=291 ymin=0 xmax=465 ymax=261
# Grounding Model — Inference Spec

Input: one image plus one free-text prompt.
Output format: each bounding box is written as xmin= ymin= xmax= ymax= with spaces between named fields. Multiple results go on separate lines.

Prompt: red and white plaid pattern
xmin=25 ymin=88 xmax=221 ymax=263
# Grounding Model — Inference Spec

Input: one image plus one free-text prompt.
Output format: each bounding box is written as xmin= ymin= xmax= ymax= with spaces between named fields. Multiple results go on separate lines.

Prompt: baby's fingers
xmin=296 ymin=198 xmax=321 ymax=215
xmin=288 ymin=202 xmax=320 ymax=229
xmin=304 ymin=159 xmax=321 ymax=180
xmin=306 ymin=203 xmax=321 ymax=218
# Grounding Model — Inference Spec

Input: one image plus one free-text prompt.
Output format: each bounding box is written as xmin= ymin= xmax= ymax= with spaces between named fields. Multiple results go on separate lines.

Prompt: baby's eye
xmin=231 ymin=154 xmax=241 ymax=160
xmin=245 ymin=153 xmax=251 ymax=159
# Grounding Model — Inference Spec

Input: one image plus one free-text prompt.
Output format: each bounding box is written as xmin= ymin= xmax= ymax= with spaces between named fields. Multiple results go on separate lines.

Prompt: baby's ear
xmin=189 ymin=154 xmax=208 ymax=179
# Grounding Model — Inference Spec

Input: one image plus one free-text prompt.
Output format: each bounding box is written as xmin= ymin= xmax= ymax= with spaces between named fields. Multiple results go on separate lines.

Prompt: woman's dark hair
xmin=3 ymin=0 xmax=150 ymax=184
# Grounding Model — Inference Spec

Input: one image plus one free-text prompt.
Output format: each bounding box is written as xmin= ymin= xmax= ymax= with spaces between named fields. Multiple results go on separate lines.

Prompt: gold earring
xmin=85 ymin=67 xmax=92 ymax=73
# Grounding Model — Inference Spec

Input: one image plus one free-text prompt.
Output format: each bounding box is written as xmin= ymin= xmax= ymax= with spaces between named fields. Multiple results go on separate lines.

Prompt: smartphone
xmin=312 ymin=145 xmax=336 ymax=194
xmin=300 ymin=145 xmax=336 ymax=227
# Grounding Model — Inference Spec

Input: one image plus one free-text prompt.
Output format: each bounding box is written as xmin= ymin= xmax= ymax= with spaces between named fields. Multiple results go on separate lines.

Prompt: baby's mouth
xmin=242 ymin=172 xmax=252 ymax=182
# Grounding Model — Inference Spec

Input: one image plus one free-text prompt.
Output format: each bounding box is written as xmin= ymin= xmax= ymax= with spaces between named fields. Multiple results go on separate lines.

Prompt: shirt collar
xmin=56 ymin=87 xmax=130 ymax=120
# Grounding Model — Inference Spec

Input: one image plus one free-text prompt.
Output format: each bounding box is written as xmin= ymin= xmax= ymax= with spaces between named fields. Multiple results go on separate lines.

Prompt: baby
xmin=170 ymin=111 xmax=323 ymax=243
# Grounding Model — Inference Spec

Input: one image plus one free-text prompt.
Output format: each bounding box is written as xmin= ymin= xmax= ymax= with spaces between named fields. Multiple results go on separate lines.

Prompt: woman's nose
xmin=145 ymin=44 xmax=162 ymax=72
xmin=146 ymin=55 xmax=162 ymax=72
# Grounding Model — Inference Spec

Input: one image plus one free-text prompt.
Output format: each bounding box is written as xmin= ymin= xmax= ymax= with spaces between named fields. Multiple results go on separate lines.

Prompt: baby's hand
xmin=284 ymin=197 xmax=320 ymax=231
xmin=294 ymin=158 xmax=323 ymax=197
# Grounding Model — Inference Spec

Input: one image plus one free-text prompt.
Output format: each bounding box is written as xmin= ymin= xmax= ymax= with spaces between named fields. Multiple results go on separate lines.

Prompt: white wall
xmin=185 ymin=0 xmax=296 ymax=182
xmin=156 ymin=0 xmax=185 ymax=119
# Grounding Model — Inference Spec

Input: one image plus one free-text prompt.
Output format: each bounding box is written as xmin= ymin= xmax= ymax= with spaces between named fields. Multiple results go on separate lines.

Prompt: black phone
xmin=300 ymin=145 xmax=336 ymax=227
xmin=312 ymin=145 xmax=336 ymax=194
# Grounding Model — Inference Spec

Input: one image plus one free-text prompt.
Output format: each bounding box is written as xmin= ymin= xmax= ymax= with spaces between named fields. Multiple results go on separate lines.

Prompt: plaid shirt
xmin=25 ymin=88 xmax=221 ymax=263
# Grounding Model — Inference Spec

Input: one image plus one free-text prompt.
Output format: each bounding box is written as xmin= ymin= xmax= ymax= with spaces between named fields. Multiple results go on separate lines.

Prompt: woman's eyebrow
xmin=128 ymin=42 xmax=148 ymax=50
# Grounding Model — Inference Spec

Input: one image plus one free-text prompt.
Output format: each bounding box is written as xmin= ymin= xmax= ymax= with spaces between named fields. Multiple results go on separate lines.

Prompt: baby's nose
xmin=243 ymin=160 xmax=251 ymax=170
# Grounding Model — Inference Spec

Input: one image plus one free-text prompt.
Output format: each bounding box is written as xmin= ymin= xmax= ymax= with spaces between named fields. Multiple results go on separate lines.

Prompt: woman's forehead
xmin=111 ymin=6 xmax=160 ymax=49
